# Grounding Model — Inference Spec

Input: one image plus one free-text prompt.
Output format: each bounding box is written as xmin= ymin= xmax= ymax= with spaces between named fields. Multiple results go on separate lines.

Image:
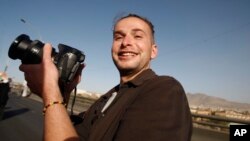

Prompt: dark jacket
xmin=75 ymin=69 xmax=192 ymax=141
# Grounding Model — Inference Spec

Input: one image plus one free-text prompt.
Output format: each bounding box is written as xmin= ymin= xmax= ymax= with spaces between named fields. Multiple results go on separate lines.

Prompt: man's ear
xmin=151 ymin=44 xmax=158 ymax=59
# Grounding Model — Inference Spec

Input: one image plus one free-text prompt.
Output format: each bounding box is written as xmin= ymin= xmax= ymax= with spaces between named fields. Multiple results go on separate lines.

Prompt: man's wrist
xmin=42 ymin=88 xmax=64 ymax=106
xmin=43 ymin=100 xmax=66 ymax=115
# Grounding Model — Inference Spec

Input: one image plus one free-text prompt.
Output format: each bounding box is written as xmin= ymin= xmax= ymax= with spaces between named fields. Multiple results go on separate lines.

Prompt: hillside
xmin=186 ymin=93 xmax=250 ymax=112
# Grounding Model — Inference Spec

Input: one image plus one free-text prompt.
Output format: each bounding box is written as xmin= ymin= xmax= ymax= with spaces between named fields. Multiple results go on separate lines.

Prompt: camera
xmin=8 ymin=34 xmax=85 ymax=84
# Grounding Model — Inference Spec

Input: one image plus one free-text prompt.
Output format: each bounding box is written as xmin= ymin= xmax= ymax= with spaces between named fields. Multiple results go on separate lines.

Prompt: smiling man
xmin=75 ymin=14 xmax=193 ymax=141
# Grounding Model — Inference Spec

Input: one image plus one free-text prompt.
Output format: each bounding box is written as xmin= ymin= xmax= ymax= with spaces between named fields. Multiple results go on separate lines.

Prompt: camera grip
xmin=57 ymin=54 xmax=79 ymax=83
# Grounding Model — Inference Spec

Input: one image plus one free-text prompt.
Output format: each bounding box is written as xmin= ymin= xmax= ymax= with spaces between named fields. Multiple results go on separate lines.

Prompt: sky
xmin=0 ymin=0 xmax=250 ymax=104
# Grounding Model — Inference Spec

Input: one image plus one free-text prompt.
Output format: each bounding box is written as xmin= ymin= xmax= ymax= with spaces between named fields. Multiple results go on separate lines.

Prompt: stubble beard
xmin=114 ymin=59 xmax=149 ymax=78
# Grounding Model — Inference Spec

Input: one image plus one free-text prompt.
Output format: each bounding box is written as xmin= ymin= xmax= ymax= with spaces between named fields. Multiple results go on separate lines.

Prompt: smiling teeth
xmin=123 ymin=52 xmax=134 ymax=55
xmin=119 ymin=52 xmax=137 ymax=56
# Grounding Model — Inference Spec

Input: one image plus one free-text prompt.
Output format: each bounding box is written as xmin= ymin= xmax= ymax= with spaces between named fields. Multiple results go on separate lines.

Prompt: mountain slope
xmin=186 ymin=93 xmax=250 ymax=112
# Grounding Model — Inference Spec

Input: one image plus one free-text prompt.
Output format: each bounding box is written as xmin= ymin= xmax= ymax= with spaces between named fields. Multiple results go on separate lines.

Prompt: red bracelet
xmin=43 ymin=101 xmax=66 ymax=115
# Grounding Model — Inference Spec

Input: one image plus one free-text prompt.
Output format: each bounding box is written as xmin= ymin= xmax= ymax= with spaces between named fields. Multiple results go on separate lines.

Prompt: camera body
xmin=8 ymin=34 xmax=85 ymax=83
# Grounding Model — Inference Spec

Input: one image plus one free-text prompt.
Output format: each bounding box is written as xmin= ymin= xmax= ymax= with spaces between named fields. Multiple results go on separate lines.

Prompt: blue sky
xmin=1 ymin=0 xmax=250 ymax=103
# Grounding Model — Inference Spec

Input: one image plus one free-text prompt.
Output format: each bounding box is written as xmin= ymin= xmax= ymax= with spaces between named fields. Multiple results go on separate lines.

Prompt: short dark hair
xmin=113 ymin=13 xmax=155 ymax=41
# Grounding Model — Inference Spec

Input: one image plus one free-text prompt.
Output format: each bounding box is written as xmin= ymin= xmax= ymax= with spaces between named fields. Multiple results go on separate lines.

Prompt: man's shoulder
xmin=156 ymin=75 xmax=175 ymax=80
xmin=144 ymin=74 xmax=185 ymax=95
xmin=152 ymin=75 xmax=181 ymax=85
xmin=136 ymin=74 xmax=187 ymax=103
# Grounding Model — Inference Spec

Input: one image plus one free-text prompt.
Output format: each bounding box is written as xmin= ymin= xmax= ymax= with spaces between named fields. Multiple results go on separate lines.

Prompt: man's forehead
xmin=114 ymin=17 xmax=151 ymax=32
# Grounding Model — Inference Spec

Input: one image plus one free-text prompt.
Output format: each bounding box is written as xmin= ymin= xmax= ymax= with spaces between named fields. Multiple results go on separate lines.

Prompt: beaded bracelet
xmin=43 ymin=101 xmax=66 ymax=115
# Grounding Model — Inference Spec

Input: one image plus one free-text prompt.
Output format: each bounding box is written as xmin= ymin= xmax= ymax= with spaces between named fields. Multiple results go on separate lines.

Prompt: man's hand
xmin=19 ymin=43 xmax=85 ymax=106
xmin=19 ymin=44 xmax=62 ymax=104
xmin=20 ymin=44 xmax=81 ymax=141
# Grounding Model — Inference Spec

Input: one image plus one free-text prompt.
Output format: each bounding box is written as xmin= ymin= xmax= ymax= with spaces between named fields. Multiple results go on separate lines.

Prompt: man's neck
xmin=119 ymin=67 xmax=149 ymax=84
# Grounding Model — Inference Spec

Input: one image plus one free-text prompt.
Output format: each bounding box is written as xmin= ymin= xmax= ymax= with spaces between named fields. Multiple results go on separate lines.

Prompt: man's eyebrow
xmin=132 ymin=28 xmax=146 ymax=34
xmin=113 ymin=30 xmax=124 ymax=35
xmin=113 ymin=28 xmax=146 ymax=35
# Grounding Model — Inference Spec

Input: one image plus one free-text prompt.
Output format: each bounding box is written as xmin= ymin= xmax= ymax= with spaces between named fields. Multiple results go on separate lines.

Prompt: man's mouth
xmin=118 ymin=51 xmax=138 ymax=57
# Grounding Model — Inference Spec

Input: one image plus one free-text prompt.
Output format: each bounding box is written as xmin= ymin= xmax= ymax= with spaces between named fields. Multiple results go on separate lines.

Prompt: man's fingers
xmin=19 ymin=64 xmax=25 ymax=72
xmin=43 ymin=43 xmax=53 ymax=61
xmin=19 ymin=64 xmax=35 ymax=72
xmin=77 ymin=64 xmax=85 ymax=75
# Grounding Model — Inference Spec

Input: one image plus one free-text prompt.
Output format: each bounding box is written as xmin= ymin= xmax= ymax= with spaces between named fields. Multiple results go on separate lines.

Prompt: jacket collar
xmin=120 ymin=69 xmax=157 ymax=88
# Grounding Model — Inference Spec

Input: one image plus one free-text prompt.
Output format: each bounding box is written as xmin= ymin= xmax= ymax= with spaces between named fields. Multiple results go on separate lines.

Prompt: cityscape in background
xmin=9 ymin=80 xmax=250 ymax=134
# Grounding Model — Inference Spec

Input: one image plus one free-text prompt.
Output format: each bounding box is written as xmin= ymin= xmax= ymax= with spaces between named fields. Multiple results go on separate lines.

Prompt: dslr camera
xmin=8 ymin=34 xmax=85 ymax=84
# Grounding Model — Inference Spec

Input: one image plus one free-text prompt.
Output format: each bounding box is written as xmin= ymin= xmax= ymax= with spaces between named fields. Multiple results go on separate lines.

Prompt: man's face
xmin=112 ymin=17 xmax=157 ymax=74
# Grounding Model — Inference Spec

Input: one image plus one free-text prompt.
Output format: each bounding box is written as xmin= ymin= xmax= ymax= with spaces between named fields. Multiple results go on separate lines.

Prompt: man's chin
xmin=115 ymin=63 xmax=134 ymax=70
xmin=118 ymin=68 xmax=134 ymax=76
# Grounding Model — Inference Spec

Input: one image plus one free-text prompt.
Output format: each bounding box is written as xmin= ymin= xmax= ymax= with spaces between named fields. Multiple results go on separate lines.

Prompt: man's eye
xmin=114 ymin=35 xmax=123 ymax=40
xmin=135 ymin=35 xmax=142 ymax=39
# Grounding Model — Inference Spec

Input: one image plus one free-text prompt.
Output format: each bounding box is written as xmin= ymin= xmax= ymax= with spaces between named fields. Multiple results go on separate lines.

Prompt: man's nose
xmin=122 ymin=35 xmax=132 ymax=47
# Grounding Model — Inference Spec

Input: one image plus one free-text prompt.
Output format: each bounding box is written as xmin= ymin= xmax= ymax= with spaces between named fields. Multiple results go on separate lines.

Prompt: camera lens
xmin=8 ymin=34 xmax=44 ymax=64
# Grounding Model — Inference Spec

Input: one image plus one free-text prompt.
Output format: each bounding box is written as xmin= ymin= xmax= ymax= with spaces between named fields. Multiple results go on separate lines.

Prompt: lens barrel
xmin=8 ymin=34 xmax=44 ymax=64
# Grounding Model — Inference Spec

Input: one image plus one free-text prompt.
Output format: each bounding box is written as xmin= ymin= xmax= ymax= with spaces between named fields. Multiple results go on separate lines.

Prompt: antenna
xmin=3 ymin=58 xmax=9 ymax=72
xmin=20 ymin=18 xmax=43 ymax=41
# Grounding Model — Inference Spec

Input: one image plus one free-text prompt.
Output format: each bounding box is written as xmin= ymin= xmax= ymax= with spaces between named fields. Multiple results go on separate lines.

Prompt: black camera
xmin=8 ymin=34 xmax=85 ymax=84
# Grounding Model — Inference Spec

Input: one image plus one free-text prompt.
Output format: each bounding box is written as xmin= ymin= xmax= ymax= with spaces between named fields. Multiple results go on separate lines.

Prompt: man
xmin=20 ymin=13 xmax=192 ymax=141
xmin=0 ymin=72 xmax=10 ymax=120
